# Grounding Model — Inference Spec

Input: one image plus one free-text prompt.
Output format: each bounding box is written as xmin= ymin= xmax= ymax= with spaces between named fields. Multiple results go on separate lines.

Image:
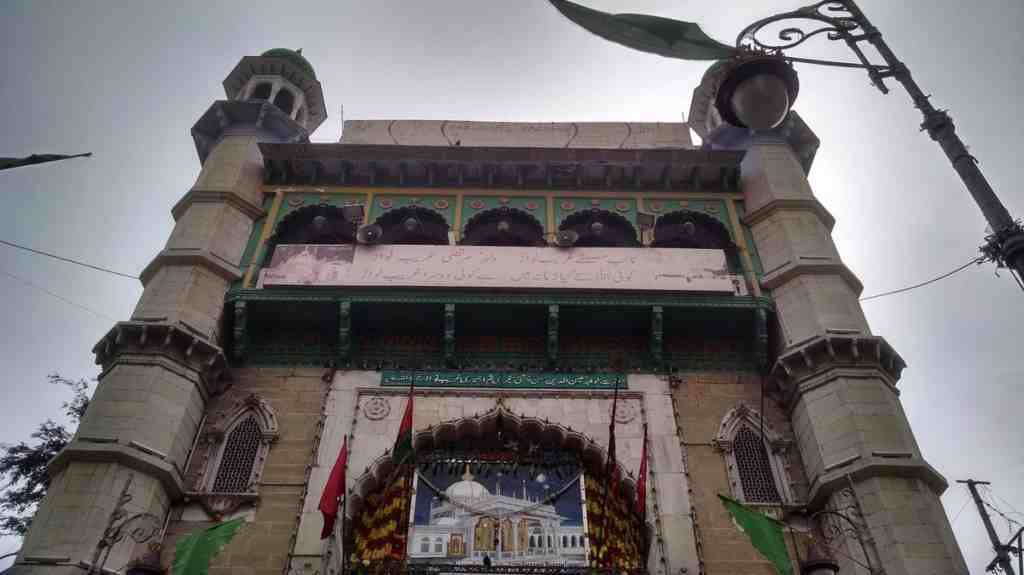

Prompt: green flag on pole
xmin=171 ymin=518 xmax=246 ymax=575
xmin=718 ymin=495 xmax=793 ymax=575
xmin=547 ymin=0 xmax=737 ymax=61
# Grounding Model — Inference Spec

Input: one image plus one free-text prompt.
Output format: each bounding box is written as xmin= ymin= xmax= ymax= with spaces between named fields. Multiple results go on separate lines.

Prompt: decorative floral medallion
xmin=470 ymin=199 xmax=486 ymax=210
xmin=363 ymin=396 xmax=391 ymax=420
xmin=615 ymin=201 xmax=631 ymax=213
xmin=524 ymin=201 xmax=539 ymax=211
xmin=561 ymin=201 xmax=576 ymax=211
xmin=612 ymin=399 xmax=638 ymax=424
xmin=649 ymin=202 xmax=663 ymax=213
xmin=433 ymin=199 xmax=450 ymax=210
xmin=498 ymin=197 xmax=511 ymax=205
xmin=287 ymin=196 xmax=304 ymax=207
xmin=409 ymin=197 xmax=422 ymax=205
xmin=590 ymin=199 xmax=602 ymax=207
xmin=378 ymin=198 xmax=394 ymax=209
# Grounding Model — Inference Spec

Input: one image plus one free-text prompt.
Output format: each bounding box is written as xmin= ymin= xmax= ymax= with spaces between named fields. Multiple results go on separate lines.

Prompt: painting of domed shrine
xmin=409 ymin=462 xmax=587 ymax=566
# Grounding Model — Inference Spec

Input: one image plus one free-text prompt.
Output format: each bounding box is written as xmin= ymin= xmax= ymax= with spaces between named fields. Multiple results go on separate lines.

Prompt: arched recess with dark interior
xmin=374 ymin=205 xmax=450 ymax=245
xmin=249 ymin=82 xmax=272 ymax=101
xmin=263 ymin=204 xmax=358 ymax=265
xmin=559 ymin=209 xmax=640 ymax=247
xmin=461 ymin=207 xmax=546 ymax=247
xmin=651 ymin=210 xmax=741 ymax=271
xmin=273 ymin=88 xmax=295 ymax=115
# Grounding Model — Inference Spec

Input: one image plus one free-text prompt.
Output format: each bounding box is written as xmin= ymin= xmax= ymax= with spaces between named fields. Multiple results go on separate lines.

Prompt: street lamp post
xmin=732 ymin=0 xmax=1024 ymax=285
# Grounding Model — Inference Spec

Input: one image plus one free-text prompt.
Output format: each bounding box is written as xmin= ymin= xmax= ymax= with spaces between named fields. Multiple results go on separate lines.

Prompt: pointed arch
xmin=714 ymin=403 xmax=792 ymax=504
xmin=199 ymin=393 xmax=280 ymax=494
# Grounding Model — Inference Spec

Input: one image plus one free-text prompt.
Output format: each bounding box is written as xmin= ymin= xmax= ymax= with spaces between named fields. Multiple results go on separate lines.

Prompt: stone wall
xmin=161 ymin=367 xmax=329 ymax=575
xmin=672 ymin=371 xmax=809 ymax=575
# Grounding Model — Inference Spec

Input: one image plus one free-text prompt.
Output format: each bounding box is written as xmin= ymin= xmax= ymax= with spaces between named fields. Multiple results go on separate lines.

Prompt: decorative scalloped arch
xmin=373 ymin=205 xmax=450 ymax=245
xmin=461 ymin=207 xmax=546 ymax=247
xmin=559 ymin=209 xmax=640 ymax=247
xmin=346 ymin=404 xmax=637 ymax=519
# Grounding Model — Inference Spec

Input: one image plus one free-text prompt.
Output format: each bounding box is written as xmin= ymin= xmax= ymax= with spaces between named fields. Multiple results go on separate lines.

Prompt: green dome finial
xmin=261 ymin=48 xmax=316 ymax=79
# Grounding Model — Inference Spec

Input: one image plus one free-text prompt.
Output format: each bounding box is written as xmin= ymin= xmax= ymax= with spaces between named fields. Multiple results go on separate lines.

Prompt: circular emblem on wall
xmin=590 ymin=199 xmax=602 ymax=207
xmin=615 ymin=202 xmax=631 ymax=213
xmin=470 ymin=199 xmax=486 ymax=210
xmin=649 ymin=201 xmax=663 ymax=213
xmin=498 ymin=197 xmax=511 ymax=205
xmin=434 ymin=199 xmax=450 ymax=210
xmin=288 ymin=197 xmax=304 ymax=207
xmin=524 ymin=201 xmax=539 ymax=211
xmin=561 ymin=201 xmax=576 ymax=211
xmin=409 ymin=197 xmax=422 ymax=205
xmin=363 ymin=396 xmax=391 ymax=421
xmin=612 ymin=399 xmax=638 ymax=424
xmin=379 ymin=198 xmax=394 ymax=209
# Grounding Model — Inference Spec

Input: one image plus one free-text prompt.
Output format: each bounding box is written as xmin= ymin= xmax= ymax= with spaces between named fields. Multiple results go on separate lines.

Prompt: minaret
xmin=691 ymin=64 xmax=968 ymax=575
xmin=9 ymin=50 xmax=325 ymax=575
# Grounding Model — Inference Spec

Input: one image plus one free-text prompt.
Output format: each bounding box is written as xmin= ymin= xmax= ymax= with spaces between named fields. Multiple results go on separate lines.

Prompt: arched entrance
xmin=345 ymin=406 xmax=646 ymax=574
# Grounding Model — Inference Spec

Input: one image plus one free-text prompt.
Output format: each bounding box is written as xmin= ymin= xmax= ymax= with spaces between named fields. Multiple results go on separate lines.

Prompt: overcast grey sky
xmin=1 ymin=1 xmax=1022 ymax=572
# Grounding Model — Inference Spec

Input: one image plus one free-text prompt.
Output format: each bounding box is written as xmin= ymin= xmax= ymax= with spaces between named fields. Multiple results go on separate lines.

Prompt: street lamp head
xmin=799 ymin=542 xmax=841 ymax=575
xmin=715 ymin=54 xmax=799 ymax=131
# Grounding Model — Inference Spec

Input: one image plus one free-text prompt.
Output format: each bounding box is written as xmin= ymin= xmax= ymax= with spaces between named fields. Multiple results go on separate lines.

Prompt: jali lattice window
xmin=212 ymin=415 xmax=262 ymax=493
xmin=733 ymin=426 xmax=781 ymax=503
xmin=200 ymin=394 xmax=279 ymax=495
xmin=714 ymin=404 xmax=792 ymax=505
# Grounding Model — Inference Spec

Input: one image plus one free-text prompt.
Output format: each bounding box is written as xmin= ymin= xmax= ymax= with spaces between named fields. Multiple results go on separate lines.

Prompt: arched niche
xmin=345 ymin=405 xmax=643 ymax=554
xmin=461 ymin=207 xmax=546 ymax=247
xmin=651 ymin=210 xmax=741 ymax=270
xmin=374 ymin=205 xmax=450 ymax=245
xmin=264 ymin=204 xmax=357 ymax=265
xmin=559 ymin=209 xmax=640 ymax=247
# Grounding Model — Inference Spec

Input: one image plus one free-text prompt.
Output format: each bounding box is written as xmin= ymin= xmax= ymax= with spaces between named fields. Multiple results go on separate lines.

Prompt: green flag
xmin=0 ymin=153 xmax=91 ymax=171
xmin=548 ymin=0 xmax=737 ymax=61
xmin=171 ymin=518 xmax=245 ymax=575
xmin=718 ymin=495 xmax=793 ymax=575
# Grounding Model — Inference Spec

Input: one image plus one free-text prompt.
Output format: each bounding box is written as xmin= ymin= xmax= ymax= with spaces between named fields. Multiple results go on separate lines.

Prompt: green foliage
xmin=0 ymin=374 xmax=92 ymax=536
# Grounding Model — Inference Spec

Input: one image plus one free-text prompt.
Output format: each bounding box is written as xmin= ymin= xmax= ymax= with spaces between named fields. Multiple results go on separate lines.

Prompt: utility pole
xmin=958 ymin=479 xmax=1016 ymax=575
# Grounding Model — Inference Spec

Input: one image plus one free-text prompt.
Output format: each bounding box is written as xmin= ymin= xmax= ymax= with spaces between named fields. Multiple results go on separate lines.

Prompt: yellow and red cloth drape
xmin=585 ymin=475 xmax=644 ymax=571
xmin=351 ymin=471 xmax=413 ymax=564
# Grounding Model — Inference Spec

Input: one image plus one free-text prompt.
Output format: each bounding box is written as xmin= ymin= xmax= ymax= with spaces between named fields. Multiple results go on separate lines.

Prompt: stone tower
xmin=9 ymin=49 xmax=325 ymax=575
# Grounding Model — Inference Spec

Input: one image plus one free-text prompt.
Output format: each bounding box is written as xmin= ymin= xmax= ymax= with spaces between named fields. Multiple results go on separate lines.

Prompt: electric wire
xmin=951 ymin=494 xmax=971 ymax=525
xmin=0 ymin=238 xmax=139 ymax=280
xmin=859 ymin=256 xmax=985 ymax=302
xmin=0 ymin=268 xmax=116 ymax=322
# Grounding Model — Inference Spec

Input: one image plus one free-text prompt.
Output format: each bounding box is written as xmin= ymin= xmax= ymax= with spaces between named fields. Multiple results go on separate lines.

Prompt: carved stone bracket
xmin=650 ymin=305 xmax=663 ymax=367
xmin=771 ymin=334 xmax=906 ymax=400
xmin=93 ymin=321 xmax=229 ymax=397
xmin=183 ymin=491 xmax=260 ymax=521
xmin=339 ymin=300 xmax=352 ymax=364
xmin=443 ymin=303 xmax=456 ymax=367
xmin=233 ymin=301 xmax=248 ymax=363
xmin=546 ymin=305 xmax=559 ymax=368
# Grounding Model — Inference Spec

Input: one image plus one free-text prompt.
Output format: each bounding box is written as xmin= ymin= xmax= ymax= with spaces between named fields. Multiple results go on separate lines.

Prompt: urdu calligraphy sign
xmin=259 ymin=244 xmax=744 ymax=294
xmin=380 ymin=371 xmax=626 ymax=390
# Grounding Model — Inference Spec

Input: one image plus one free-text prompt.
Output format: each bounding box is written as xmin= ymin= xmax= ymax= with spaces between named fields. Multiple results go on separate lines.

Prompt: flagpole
xmin=341 ymin=434 xmax=350 ymax=575
xmin=601 ymin=377 xmax=620 ymax=571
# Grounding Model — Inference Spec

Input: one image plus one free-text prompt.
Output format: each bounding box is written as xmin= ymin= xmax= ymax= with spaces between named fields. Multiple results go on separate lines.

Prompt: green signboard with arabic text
xmin=381 ymin=370 xmax=625 ymax=390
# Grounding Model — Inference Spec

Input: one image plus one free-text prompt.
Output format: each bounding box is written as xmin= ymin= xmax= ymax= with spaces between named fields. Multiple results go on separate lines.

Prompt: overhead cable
xmin=0 ymin=268 xmax=116 ymax=322
xmin=0 ymin=238 xmax=138 ymax=280
xmin=860 ymin=257 xmax=985 ymax=302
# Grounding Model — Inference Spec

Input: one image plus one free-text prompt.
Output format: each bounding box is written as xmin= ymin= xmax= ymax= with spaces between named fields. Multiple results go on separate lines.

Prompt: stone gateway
xmin=8 ymin=49 xmax=967 ymax=575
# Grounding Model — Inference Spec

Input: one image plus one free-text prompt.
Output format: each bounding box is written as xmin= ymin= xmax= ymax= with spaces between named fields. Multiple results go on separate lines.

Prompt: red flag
xmin=393 ymin=384 xmax=414 ymax=464
xmin=635 ymin=424 xmax=648 ymax=517
xmin=319 ymin=436 xmax=348 ymax=539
